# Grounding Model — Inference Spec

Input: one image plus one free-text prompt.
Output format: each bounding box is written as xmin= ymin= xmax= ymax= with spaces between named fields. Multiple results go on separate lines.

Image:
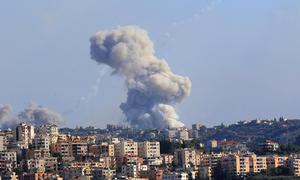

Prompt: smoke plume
xmin=90 ymin=26 xmax=191 ymax=129
xmin=0 ymin=104 xmax=17 ymax=129
xmin=0 ymin=103 xmax=64 ymax=129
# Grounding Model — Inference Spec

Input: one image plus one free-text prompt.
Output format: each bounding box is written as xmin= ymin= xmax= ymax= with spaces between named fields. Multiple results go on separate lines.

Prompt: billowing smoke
xmin=18 ymin=103 xmax=64 ymax=126
xmin=0 ymin=103 xmax=64 ymax=129
xmin=0 ymin=104 xmax=17 ymax=129
xmin=90 ymin=26 xmax=191 ymax=129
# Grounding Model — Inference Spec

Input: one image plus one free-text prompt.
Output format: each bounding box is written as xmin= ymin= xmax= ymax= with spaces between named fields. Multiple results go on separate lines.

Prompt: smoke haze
xmin=90 ymin=26 xmax=191 ymax=129
xmin=0 ymin=103 xmax=64 ymax=129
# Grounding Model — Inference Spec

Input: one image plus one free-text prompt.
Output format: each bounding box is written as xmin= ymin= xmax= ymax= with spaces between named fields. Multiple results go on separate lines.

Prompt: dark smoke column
xmin=90 ymin=26 xmax=191 ymax=129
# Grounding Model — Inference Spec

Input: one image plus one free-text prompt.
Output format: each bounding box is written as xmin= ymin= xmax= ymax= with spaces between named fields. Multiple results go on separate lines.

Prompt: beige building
xmin=39 ymin=124 xmax=59 ymax=144
xmin=292 ymin=158 xmax=300 ymax=176
xmin=162 ymin=154 xmax=174 ymax=165
xmin=0 ymin=135 xmax=5 ymax=151
xmin=250 ymin=155 xmax=267 ymax=173
xmin=222 ymin=153 xmax=269 ymax=176
xmin=100 ymin=142 xmax=115 ymax=157
xmin=174 ymin=148 xmax=196 ymax=168
xmin=15 ymin=122 xmax=35 ymax=148
xmin=138 ymin=141 xmax=160 ymax=158
xmin=0 ymin=150 xmax=17 ymax=161
xmin=178 ymin=129 xmax=189 ymax=140
xmin=116 ymin=140 xmax=138 ymax=157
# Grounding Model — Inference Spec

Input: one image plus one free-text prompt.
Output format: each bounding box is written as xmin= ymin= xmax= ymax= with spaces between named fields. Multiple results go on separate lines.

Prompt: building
xmin=38 ymin=124 xmax=59 ymax=144
xmin=162 ymin=154 xmax=174 ymax=165
xmin=33 ymin=135 xmax=50 ymax=150
xmin=177 ymin=129 xmax=189 ymax=140
xmin=174 ymin=148 xmax=196 ymax=168
xmin=162 ymin=172 xmax=188 ymax=180
xmin=138 ymin=141 xmax=160 ymax=158
xmin=260 ymin=140 xmax=279 ymax=152
xmin=116 ymin=140 xmax=138 ymax=157
xmin=25 ymin=159 xmax=46 ymax=173
xmin=138 ymin=141 xmax=161 ymax=165
xmin=92 ymin=168 xmax=116 ymax=179
xmin=100 ymin=142 xmax=115 ymax=157
xmin=15 ymin=122 xmax=35 ymax=148
xmin=199 ymin=166 xmax=212 ymax=179
xmin=72 ymin=142 xmax=88 ymax=158
xmin=121 ymin=164 xmax=139 ymax=178
xmin=209 ymin=140 xmax=218 ymax=149
xmin=222 ymin=154 xmax=250 ymax=176
xmin=0 ymin=134 xmax=6 ymax=151
xmin=0 ymin=151 xmax=17 ymax=162
xmin=192 ymin=123 xmax=202 ymax=130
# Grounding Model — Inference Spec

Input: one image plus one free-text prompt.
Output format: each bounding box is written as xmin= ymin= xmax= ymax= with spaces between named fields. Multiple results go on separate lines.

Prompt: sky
xmin=0 ymin=0 xmax=300 ymax=128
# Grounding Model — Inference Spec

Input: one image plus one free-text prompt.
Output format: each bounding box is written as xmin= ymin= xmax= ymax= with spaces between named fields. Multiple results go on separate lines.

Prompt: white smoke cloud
xmin=0 ymin=103 xmax=64 ymax=129
xmin=90 ymin=26 xmax=191 ymax=129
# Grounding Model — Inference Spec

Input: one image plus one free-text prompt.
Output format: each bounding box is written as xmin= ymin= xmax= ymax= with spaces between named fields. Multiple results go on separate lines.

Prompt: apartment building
xmin=162 ymin=172 xmax=188 ymax=180
xmin=116 ymin=140 xmax=138 ymax=157
xmin=15 ymin=122 xmax=35 ymax=148
xmin=100 ymin=142 xmax=115 ymax=157
xmin=138 ymin=141 xmax=160 ymax=158
xmin=174 ymin=148 xmax=196 ymax=168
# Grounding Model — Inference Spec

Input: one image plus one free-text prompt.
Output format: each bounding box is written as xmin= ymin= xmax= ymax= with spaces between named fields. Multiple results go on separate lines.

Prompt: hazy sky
xmin=0 ymin=0 xmax=300 ymax=128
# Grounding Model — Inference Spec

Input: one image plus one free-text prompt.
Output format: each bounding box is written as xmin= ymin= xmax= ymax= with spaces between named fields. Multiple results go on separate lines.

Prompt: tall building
xmin=15 ymin=122 xmax=35 ymax=148
xmin=115 ymin=140 xmax=138 ymax=157
xmin=0 ymin=134 xmax=5 ymax=151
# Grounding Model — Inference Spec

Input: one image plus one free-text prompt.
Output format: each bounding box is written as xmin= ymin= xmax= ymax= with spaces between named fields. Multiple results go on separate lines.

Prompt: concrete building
xmin=138 ymin=141 xmax=160 ymax=158
xmin=260 ymin=140 xmax=279 ymax=152
xmin=72 ymin=142 xmax=88 ymax=157
xmin=162 ymin=154 xmax=174 ymax=165
xmin=100 ymin=142 xmax=115 ymax=157
xmin=116 ymin=140 xmax=138 ymax=157
xmin=15 ymin=122 xmax=35 ymax=148
xmin=121 ymin=164 xmax=138 ymax=178
xmin=33 ymin=135 xmax=50 ymax=150
xmin=209 ymin=140 xmax=218 ymax=149
xmin=38 ymin=124 xmax=59 ymax=145
xmin=174 ymin=148 xmax=196 ymax=168
xmin=162 ymin=172 xmax=188 ymax=180
xmin=192 ymin=123 xmax=202 ymax=130
xmin=0 ymin=151 xmax=17 ymax=162
xmin=292 ymin=157 xmax=300 ymax=176
xmin=0 ymin=135 xmax=6 ymax=151
xmin=25 ymin=159 xmax=46 ymax=173
xmin=177 ymin=129 xmax=189 ymax=140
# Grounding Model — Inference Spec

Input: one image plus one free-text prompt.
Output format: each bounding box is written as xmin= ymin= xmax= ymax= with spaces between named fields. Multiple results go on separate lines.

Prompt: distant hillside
xmin=199 ymin=118 xmax=300 ymax=145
